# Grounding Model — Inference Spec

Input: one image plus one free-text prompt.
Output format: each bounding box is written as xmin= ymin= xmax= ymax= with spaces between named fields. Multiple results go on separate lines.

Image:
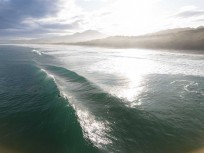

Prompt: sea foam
xmin=32 ymin=49 xmax=43 ymax=55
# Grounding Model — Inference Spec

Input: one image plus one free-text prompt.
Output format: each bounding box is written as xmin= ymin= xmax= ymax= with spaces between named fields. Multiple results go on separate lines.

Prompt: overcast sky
xmin=0 ymin=0 xmax=204 ymax=39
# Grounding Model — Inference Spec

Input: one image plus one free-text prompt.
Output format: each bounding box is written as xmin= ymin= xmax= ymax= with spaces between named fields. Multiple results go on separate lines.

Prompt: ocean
xmin=0 ymin=45 xmax=204 ymax=153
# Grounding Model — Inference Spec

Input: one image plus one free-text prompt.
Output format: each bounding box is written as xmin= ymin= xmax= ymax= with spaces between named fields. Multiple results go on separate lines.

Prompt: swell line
xmin=41 ymin=65 xmax=166 ymax=153
xmin=34 ymin=66 xmax=99 ymax=153
xmin=41 ymin=65 xmax=114 ymax=150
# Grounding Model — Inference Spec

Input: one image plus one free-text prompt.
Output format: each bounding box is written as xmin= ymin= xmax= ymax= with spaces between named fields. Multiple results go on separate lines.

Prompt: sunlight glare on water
xmin=92 ymin=49 xmax=157 ymax=106
xmin=46 ymin=71 xmax=113 ymax=150
xmin=76 ymin=109 xmax=111 ymax=148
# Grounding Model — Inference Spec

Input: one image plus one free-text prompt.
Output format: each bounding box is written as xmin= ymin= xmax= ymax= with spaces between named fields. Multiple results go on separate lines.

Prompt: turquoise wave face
xmin=0 ymin=45 xmax=204 ymax=153
xmin=0 ymin=46 xmax=98 ymax=153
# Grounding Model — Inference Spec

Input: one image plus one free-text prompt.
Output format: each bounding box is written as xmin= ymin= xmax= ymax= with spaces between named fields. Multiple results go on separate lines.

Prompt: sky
xmin=0 ymin=0 xmax=204 ymax=39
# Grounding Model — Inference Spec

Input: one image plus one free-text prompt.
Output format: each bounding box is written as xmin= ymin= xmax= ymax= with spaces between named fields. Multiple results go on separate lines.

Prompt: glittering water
xmin=0 ymin=45 xmax=204 ymax=153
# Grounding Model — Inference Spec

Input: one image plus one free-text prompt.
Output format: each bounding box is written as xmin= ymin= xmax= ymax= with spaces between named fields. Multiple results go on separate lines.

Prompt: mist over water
xmin=0 ymin=45 xmax=204 ymax=153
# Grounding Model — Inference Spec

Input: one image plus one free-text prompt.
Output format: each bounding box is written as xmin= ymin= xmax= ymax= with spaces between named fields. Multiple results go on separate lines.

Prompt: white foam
xmin=40 ymin=68 xmax=56 ymax=82
xmin=171 ymin=80 xmax=203 ymax=95
xmin=184 ymin=82 xmax=200 ymax=94
xmin=76 ymin=109 xmax=111 ymax=148
xmin=39 ymin=68 xmax=112 ymax=148
xmin=32 ymin=49 xmax=43 ymax=55
xmin=58 ymin=84 xmax=112 ymax=148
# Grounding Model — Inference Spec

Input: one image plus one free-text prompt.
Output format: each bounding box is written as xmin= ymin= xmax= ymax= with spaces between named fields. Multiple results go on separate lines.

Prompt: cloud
xmin=0 ymin=20 xmax=82 ymax=39
xmin=0 ymin=0 xmax=59 ymax=28
xmin=2 ymin=0 xmax=203 ymax=39
xmin=0 ymin=0 xmax=165 ymax=38
xmin=195 ymin=19 xmax=204 ymax=22
xmin=175 ymin=6 xmax=204 ymax=18
xmin=39 ymin=20 xmax=81 ymax=30
xmin=0 ymin=0 xmax=88 ymax=39
xmin=176 ymin=10 xmax=204 ymax=18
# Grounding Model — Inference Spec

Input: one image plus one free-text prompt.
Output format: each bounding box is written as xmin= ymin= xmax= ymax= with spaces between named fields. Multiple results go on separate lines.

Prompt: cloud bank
xmin=0 ymin=0 xmax=81 ymax=38
xmin=0 ymin=0 xmax=59 ymax=28
xmin=0 ymin=0 xmax=204 ymax=39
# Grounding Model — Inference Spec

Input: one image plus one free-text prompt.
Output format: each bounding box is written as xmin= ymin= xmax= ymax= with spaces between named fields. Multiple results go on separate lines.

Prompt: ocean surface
xmin=0 ymin=45 xmax=204 ymax=153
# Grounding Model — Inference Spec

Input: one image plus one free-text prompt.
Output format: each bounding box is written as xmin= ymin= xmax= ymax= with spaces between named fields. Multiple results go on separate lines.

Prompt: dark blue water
xmin=0 ymin=45 xmax=204 ymax=153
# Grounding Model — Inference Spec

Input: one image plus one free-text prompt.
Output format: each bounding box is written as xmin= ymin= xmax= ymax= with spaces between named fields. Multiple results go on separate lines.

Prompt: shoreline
xmin=1 ymin=43 xmax=204 ymax=55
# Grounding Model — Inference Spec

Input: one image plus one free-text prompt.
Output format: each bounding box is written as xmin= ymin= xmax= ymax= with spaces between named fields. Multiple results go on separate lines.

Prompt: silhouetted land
xmin=2 ymin=27 xmax=204 ymax=52
xmin=71 ymin=27 xmax=204 ymax=51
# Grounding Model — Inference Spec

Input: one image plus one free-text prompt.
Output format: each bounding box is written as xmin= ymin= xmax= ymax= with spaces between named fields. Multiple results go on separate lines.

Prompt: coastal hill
xmin=31 ymin=30 xmax=107 ymax=44
xmin=72 ymin=27 xmax=204 ymax=51
xmin=2 ymin=27 xmax=204 ymax=51
xmin=2 ymin=30 xmax=107 ymax=44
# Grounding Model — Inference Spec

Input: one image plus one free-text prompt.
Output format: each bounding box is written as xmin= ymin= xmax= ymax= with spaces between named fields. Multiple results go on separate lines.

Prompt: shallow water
xmin=0 ymin=45 xmax=204 ymax=153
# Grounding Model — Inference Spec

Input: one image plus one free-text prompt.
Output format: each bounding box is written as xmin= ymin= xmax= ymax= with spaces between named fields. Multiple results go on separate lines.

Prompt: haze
xmin=1 ymin=0 xmax=204 ymax=40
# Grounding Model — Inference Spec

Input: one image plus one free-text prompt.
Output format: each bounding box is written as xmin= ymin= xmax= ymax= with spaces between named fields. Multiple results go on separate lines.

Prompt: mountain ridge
xmin=0 ymin=30 xmax=107 ymax=44
xmin=31 ymin=30 xmax=107 ymax=43
xmin=71 ymin=27 xmax=204 ymax=51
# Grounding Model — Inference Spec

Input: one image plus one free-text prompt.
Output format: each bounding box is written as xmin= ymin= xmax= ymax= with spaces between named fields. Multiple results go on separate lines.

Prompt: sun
xmin=100 ymin=0 xmax=160 ymax=35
